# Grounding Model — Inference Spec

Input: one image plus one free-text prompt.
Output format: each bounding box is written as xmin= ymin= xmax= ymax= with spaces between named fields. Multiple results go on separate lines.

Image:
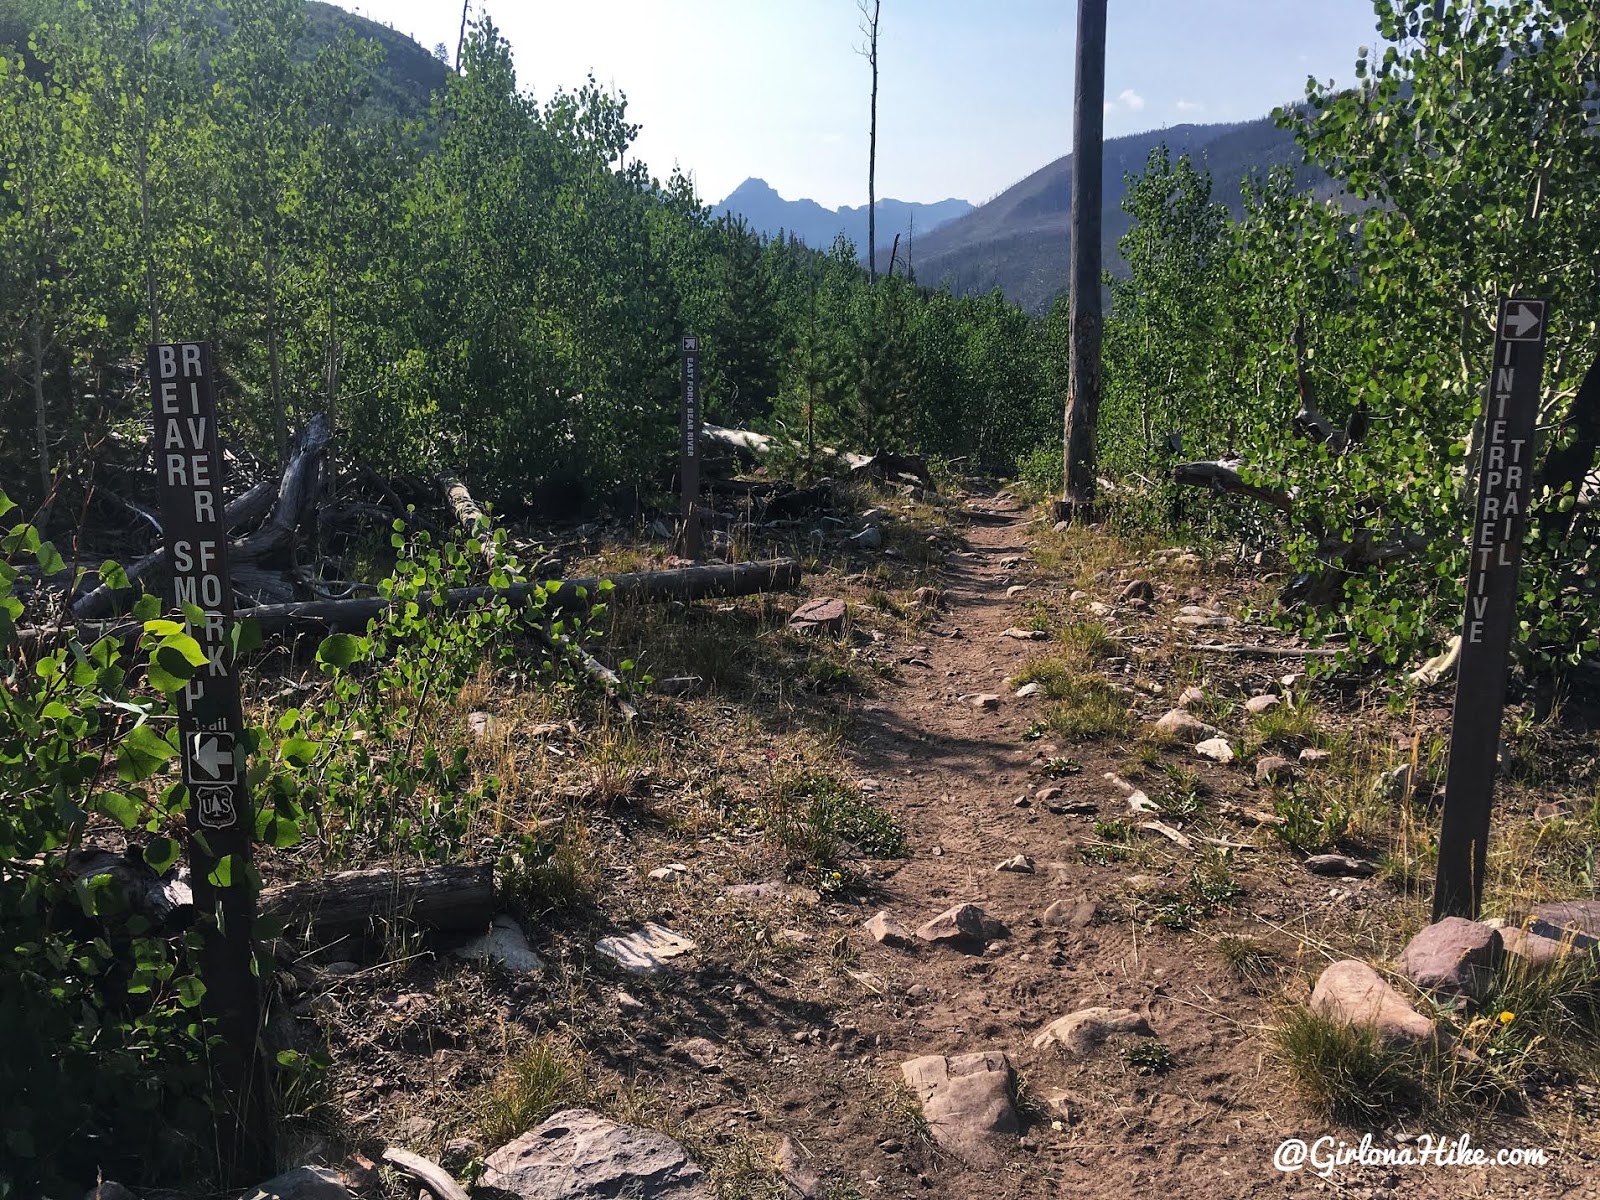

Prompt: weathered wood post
xmin=680 ymin=334 xmax=704 ymax=559
xmin=1432 ymin=299 xmax=1548 ymax=920
xmin=1058 ymin=0 xmax=1107 ymax=521
xmin=146 ymin=341 xmax=268 ymax=1180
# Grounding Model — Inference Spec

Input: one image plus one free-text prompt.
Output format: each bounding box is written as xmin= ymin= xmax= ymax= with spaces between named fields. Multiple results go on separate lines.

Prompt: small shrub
xmin=1122 ymin=1040 xmax=1174 ymax=1075
xmin=1273 ymin=1007 xmax=1433 ymax=1122
xmin=498 ymin=820 xmax=598 ymax=918
xmin=481 ymin=1037 xmax=594 ymax=1145
xmin=764 ymin=772 xmax=907 ymax=872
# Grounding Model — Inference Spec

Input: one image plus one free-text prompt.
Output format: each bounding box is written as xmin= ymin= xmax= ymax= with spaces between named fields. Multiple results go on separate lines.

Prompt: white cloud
xmin=1175 ymin=99 xmax=1204 ymax=114
xmin=1118 ymin=88 xmax=1146 ymax=112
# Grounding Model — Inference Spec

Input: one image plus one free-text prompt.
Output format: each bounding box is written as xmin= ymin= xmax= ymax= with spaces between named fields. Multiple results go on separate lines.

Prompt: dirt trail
xmin=806 ymin=497 xmax=1584 ymax=1199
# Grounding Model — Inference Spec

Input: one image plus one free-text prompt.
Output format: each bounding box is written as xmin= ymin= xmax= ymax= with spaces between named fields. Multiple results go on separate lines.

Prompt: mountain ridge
xmin=912 ymin=115 xmax=1331 ymax=311
xmin=717 ymin=177 xmax=973 ymax=265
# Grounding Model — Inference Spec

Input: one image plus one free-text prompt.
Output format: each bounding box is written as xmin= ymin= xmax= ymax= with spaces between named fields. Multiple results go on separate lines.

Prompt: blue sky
xmin=341 ymin=1 xmax=1384 ymax=209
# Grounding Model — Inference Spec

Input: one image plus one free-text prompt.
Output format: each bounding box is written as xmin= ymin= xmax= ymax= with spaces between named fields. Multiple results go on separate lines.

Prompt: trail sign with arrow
xmin=146 ymin=341 xmax=266 ymax=1178
xmin=1432 ymin=298 xmax=1548 ymax=920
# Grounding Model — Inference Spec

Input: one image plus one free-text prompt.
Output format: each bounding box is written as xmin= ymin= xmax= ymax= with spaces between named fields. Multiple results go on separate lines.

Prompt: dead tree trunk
xmin=441 ymin=473 xmax=496 ymax=566
xmin=439 ymin=475 xmax=633 ymax=719
xmin=860 ymin=0 xmax=880 ymax=284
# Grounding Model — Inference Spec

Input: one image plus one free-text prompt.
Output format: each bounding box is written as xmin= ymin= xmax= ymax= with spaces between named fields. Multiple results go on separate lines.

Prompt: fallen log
xmin=701 ymin=422 xmax=872 ymax=471
xmin=64 ymin=848 xmax=193 ymax=929
xmin=1408 ymin=634 xmax=1461 ymax=686
xmin=260 ymin=862 xmax=493 ymax=940
xmin=20 ymin=559 xmax=803 ymax=649
xmin=441 ymin=473 xmax=496 ymax=566
xmin=849 ymin=450 xmax=935 ymax=491
xmin=537 ymin=627 xmax=639 ymax=722
xmin=70 ymin=480 xmax=277 ymax=619
xmin=71 ymin=415 xmax=330 ymax=621
xmin=1185 ymin=643 xmax=1342 ymax=659
xmin=442 ymin=475 xmax=636 ymax=720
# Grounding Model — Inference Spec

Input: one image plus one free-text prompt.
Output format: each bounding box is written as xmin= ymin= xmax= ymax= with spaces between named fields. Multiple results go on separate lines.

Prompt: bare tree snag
xmin=259 ymin=863 xmax=493 ymax=941
xmin=229 ymin=413 xmax=332 ymax=565
xmin=1290 ymin=314 xmax=1347 ymax=452
xmin=859 ymin=0 xmax=880 ymax=284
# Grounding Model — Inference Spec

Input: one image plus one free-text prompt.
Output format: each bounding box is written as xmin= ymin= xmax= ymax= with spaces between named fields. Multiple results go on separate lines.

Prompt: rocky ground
xmin=91 ymin=485 xmax=1600 ymax=1200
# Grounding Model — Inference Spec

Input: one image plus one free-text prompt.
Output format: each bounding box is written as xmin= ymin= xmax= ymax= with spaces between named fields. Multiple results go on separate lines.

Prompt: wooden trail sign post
xmin=680 ymin=334 xmax=703 ymax=558
xmin=146 ymin=341 xmax=266 ymax=1178
xmin=1432 ymin=299 xmax=1548 ymax=921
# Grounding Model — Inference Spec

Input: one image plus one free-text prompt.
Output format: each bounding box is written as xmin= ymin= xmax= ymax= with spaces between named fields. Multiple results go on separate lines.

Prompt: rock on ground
xmin=1531 ymin=900 xmax=1600 ymax=941
xmin=1194 ymin=737 xmax=1235 ymax=764
xmin=1495 ymin=914 xmax=1600 ymax=966
xmin=968 ymin=693 xmax=1001 ymax=710
xmin=1304 ymin=854 xmax=1374 ymax=877
xmin=238 ymin=1167 xmax=352 ymax=1200
xmin=594 ymin=923 xmax=697 ymax=975
xmin=1399 ymin=917 xmax=1503 ymax=1002
xmin=481 ymin=1108 xmax=710 ymax=1199
xmin=899 ymin=1052 xmax=1018 ymax=1163
xmin=1031 ymin=1006 xmax=1154 ymax=1054
xmin=1244 ymin=694 xmax=1281 ymax=715
xmin=848 ymin=526 xmax=884 ymax=549
xmin=670 ymin=1037 xmax=722 ymax=1072
xmin=916 ymin=903 xmax=1005 ymax=947
xmin=1310 ymin=959 xmax=1435 ymax=1046
xmin=1154 ymin=709 xmax=1218 ymax=739
xmin=1255 ymin=756 xmax=1295 ymax=786
xmin=454 ymin=914 xmax=544 ymax=973
xmin=863 ymin=911 xmax=914 ymax=948
xmin=1040 ymin=898 xmax=1096 ymax=929
xmin=772 ymin=1136 xmax=824 ymax=1199
xmin=995 ymin=854 xmax=1034 ymax=873
xmin=1014 ymin=682 xmax=1044 ymax=699
xmin=1177 ymin=686 xmax=1205 ymax=709
xmin=788 ymin=598 xmax=847 ymax=634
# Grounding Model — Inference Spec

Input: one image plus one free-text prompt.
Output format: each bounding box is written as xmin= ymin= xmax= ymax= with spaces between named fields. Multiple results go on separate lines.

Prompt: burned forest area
xmin=4 ymin=2 xmax=1600 ymax=1199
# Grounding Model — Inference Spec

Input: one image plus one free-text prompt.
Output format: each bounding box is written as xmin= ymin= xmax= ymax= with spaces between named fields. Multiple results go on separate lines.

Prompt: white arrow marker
xmin=1504 ymin=303 xmax=1542 ymax=338
xmin=192 ymin=734 xmax=232 ymax=779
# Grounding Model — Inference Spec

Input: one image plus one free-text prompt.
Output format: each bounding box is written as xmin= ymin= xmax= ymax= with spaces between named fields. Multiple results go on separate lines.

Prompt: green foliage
xmin=1096 ymin=1 xmax=1600 ymax=673
xmin=269 ymin=520 xmax=593 ymax=864
xmin=762 ymin=770 xmax=907 ymax=883
xmin=1 ymin=5 xmax=1066 ymax=512
xmin=0 ymin=501 xmax=215 ymax=1194
xmin=0 ymin=493 xmax=591 ymax=1194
